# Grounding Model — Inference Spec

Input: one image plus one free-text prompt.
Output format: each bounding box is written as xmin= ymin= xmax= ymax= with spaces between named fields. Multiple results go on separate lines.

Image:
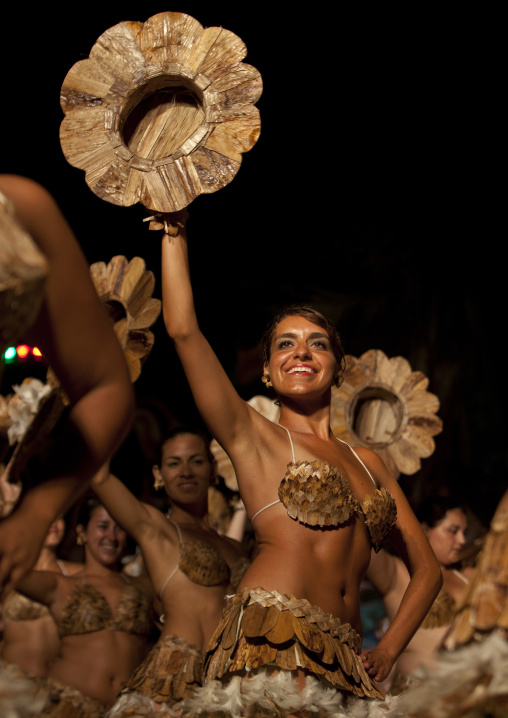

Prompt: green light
xmin=4 ymin=346 xmax=16 ymax=360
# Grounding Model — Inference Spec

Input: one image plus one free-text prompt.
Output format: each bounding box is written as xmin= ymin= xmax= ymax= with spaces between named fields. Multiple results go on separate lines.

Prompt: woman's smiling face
xmin=80 ymin=505 xmax=128 ymax=568
xmin=266 ymin=315 xmax=337 ymax=397
xmin=154 ymin=432 xmax=214 ymax=505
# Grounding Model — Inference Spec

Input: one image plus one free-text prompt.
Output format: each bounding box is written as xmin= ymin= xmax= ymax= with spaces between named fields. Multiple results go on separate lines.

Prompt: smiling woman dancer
xmin=157 ymin=211 xmax=442 ymax=717
xmin=367 ymin=495 xmax=476 ymax=694
xmin=13 ymin=497 xmax=154 ymax=717
xmin=92 ymin=427 xmax=249 ymax=716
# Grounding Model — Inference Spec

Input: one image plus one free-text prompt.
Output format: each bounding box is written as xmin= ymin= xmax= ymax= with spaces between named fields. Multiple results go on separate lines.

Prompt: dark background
xmin=1 ymin=5 xmax=504 ymax=526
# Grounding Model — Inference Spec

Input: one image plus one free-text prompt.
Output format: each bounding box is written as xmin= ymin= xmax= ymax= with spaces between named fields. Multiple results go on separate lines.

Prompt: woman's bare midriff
xmin=2 ymin=617 xmax=60 ymax=676
xmin=161 ymin=577 xmax=230 ymax=651
xmin=238 ymin=510 xmax=371 ymax=631
xmin=49 ymin=631 xmax=149 ymax=705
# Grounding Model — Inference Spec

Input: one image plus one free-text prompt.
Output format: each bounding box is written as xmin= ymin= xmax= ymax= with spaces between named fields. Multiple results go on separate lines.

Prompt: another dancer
xmin=367 ymin=495 xmax=476 ymax=692
xmin=158 ymin=211 xmax=442 ymax=716
xmin=92 ymin=427 xmax=249 ymax=716
xmin=13 ymin=498 xmax=154 ymax=716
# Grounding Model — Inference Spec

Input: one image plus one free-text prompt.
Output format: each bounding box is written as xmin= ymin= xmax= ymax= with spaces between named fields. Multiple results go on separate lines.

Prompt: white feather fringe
xmin=0 ymin=666 xmax=45 ymax=718
xmin=106 ymin=688 xmax=181 ymax=717
xmin=390 ymin=631 xmax=508 ymax=717
xmin=182 ymin=669 xmax=398 ymax=717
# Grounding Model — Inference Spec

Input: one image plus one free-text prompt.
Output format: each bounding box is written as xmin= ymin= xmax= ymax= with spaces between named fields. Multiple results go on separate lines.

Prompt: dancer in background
xmin=1 ymin=514 xmax=82 ymax=678
xmin=92 ymin=426 xmax=249 ymax=716
xmin=0 ymin=174 xmax=134 ymax=600
xmin=158 ymin=210 xmax=442 ymax=716
xmin=367 ymin=495 xmax=477 ymax=693
xmin=14 ymin=497 xmax=154 ymax=716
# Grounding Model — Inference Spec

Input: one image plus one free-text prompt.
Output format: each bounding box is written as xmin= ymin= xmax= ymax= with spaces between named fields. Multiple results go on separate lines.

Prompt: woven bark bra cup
xmin=421 ymin=588 xmax=457 ymax=629
xmin=279 ymin=460 xmax=397 ymax=551
xmin=162 ymin=519 xmax=230 ymax=589
xmin=58 ymin=577 xmax=152 ymax=637
xmin=252 ymin=427 xmax=397 ymax=552
xmin=59 ymin=11 xmax=262 ymax=213
xmin=3 ymin=592 xmax=50 ymax=621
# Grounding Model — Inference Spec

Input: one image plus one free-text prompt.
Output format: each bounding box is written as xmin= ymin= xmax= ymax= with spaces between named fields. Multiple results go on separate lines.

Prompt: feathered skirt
xmin=182 ymin=587 xmax=391 ymax=718
xmin=106 ymin=634 xmax=204 ymax=717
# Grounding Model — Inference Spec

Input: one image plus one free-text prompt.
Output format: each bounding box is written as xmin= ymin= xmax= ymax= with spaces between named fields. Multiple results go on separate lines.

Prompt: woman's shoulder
xmin=58 ymin=560 xmax=83 ymax=577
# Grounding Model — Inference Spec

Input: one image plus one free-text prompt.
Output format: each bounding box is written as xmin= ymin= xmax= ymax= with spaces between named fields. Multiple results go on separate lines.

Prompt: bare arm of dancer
xmin=91 ymin=464 xmax=160 ymax=545
xmin=14 ymin=570 xmax=60 ymax=608
xmin=358 ymin=449 xmax=442 ymax=683
xmin=160 ymin=213 xmax=258 ymax=460
xmin=0 ymin=175 xmax=134 ymax=599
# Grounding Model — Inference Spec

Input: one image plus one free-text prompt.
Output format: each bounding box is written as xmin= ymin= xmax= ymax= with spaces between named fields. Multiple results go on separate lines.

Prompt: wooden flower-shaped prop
xmin=89 ymin=255 xmax=161 ymax=381
xmin=59 ymin=11 xmax=262 ymax=212
xmin=330 ymin=349 xmax=442 ymax=478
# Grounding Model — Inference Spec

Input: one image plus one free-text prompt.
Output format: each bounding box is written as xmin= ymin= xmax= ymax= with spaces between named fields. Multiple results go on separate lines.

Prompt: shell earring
xmin=77 ymin=534 xmax=85 ymax=546
xmin=262 ymin=370 xmax=273 ymax=388
xmin=153 ymin=473 xmax=164 ymax=490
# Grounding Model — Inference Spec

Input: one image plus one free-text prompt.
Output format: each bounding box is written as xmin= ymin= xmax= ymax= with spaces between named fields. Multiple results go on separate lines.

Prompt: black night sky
xmin=1 ymin=5 xmax=504 ymax=527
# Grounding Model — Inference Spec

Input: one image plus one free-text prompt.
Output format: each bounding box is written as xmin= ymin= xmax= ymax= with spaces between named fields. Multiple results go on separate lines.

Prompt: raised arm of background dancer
xmin=358 ymin=449 xmax=442 ymax=683
xmin=91 ymin=463 xmax=159 ymax=545
xmin=160 ymin=213 xmax=254 ymax=453
xmin=0 ymin=175 xmax=134 ymax=598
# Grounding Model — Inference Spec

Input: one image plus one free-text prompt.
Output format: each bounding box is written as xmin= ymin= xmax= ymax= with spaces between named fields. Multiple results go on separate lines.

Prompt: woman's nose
xmin=293 ymin=342 xmax=310 ymax=359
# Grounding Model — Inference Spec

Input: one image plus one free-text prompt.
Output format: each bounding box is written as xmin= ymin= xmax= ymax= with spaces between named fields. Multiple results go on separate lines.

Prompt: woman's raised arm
xmin=0 ymin=174 xmax=134 ymax=598
xmin=160 ymin=213 xmax=254 ymax=453
xmin=91 ymin=464 xmax=159 ymax=545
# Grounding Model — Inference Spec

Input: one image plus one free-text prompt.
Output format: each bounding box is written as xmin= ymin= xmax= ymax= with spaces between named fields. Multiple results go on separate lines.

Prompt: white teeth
xmin=288 ymin=366 xmax=313 ymax=374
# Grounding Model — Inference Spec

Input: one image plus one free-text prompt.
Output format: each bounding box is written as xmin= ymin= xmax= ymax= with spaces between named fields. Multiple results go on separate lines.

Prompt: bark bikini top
xmin=250 ymin=427 xmax=397 ymax=552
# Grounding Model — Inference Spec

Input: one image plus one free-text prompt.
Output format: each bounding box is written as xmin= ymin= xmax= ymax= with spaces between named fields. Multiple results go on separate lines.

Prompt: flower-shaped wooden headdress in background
xmin=89 ymin=256 xmax=161 ymax=382
xmin=330 ymin=349 xmax=443 ymax=479
xmin=59 ymin=11 xmax=262 ymax=212
xmin=3 ymin=257 xmax=160 ymax=491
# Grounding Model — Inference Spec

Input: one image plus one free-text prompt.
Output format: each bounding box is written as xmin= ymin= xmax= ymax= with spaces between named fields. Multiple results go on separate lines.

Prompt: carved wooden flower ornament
xmin=59 ymin=11 xmax=262 ymax=212
xmin=330 ymin=349 xmax=443 ymax=478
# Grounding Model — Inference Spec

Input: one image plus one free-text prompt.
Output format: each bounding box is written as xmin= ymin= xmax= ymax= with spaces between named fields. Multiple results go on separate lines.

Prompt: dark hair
xmin=260 ymin=305 xmax=346 ymax=388
xmin=416 ymin=496 xmax=468 ymax=528
xmin=76 ymin=496 xmax=103 ymax=529
xmin=155 ymin=426 xmax=213 ymax=467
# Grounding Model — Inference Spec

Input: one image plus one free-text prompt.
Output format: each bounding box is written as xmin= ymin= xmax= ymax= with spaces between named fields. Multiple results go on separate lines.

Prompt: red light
xmin=16 ymin=344 xmax=30 ymax=359
xmin=32 ymin=347 xmax=43 ymax=357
